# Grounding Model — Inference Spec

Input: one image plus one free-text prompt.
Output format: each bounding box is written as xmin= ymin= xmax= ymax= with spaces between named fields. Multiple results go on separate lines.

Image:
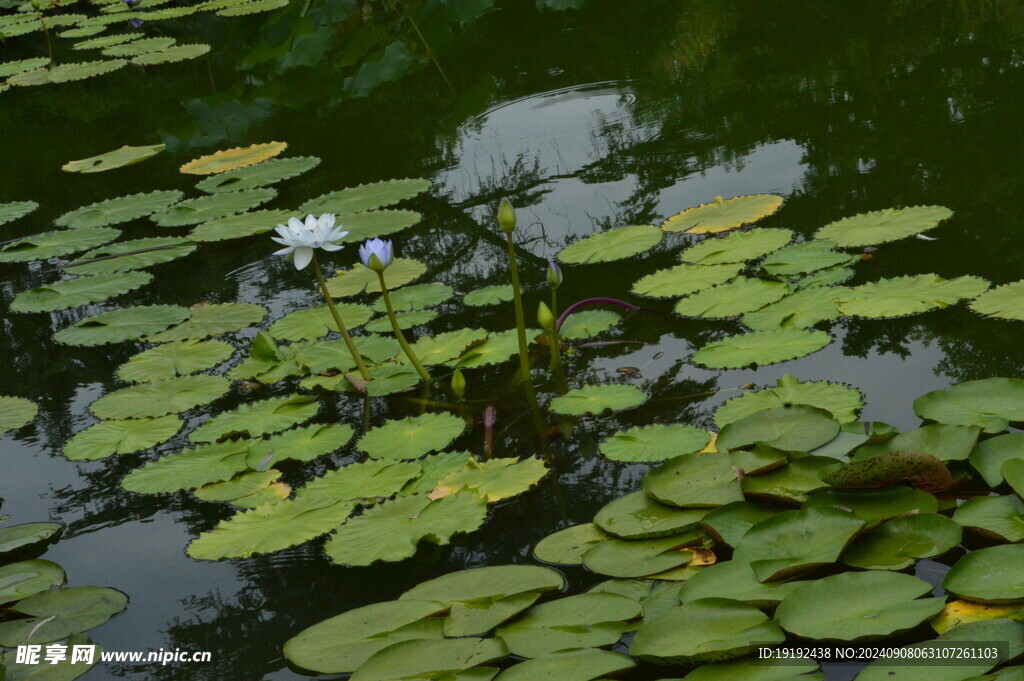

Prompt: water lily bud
xmin=497 ymin=197 xmax=516 ymax=234
xmin=546 ymin=260 xmax=562 ymax=289
xmin=358 ymin=238 xmax=394 ymax=272
xmin=451 ymin=369 xmax=466 ymax=399
xmin=30 ymin=0 xmax=41 ymax=10
xmin=537 ymin=301 xmax=555 ymax=332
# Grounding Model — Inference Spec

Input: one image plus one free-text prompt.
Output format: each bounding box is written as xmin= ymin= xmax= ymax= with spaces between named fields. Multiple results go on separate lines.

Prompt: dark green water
xmin=2 ymin=1 xmax=1024 ymax=679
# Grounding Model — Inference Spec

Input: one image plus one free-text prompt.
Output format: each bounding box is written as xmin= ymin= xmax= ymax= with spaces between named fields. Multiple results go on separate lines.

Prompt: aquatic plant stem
xmin=311 ymin=254 xmax=371 ymax=383
xmin=376 ymin=270 xmax=431 ymax=383
xmin=549 ymin=288 xmax=562 ymax=372
xmin=506 ymin=233 xmax=533 ymax=385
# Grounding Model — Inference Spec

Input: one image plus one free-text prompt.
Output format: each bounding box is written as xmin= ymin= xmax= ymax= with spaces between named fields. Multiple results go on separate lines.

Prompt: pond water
xmin=2 ymin=1 xmax=1024 ymax=679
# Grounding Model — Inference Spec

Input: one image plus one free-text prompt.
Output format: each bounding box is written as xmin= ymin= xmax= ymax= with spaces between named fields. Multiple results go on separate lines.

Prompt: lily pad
xmin=493 ymin=649 xmax=635 ymax=681
xmin=840 ymin=275 xmax=989 ymax=318
xmin=693 ymin=328 xmax=831 ymax=369
xmin=326 ymin=258 xmax=426 ymax=297
xmin=558 ymin=224 xmax=663 ymax=264
xmin=717 ymin=405 xmax=840 ymax=453
xmin=496 ymin=592 xmax=642 ymax=657
xmin=90 ymin=374 xmax=230 ymax=419
xmin=11 ymin=271 xmax=152 ymax=313
xmin=300 ymin=178 xmax=430 ymax=215
xmin=0 ymin=560 xmax=66 ymax=602
xmin=0 ymin=586 xmax=127 ymax=646
xmin=931 ymin=601 xmax=1024 ymax=636
xmin=971 ymin=281 xmax=1024 ymax=321
xmin=294 ymin=460 xmax=421 ymax=506
xmin=268 ymin=303 xmax=373 ymax=341
xmin=180 ymin=141 xmax=288 ymax=175
xmin=72 ymin=32 xmax=143 ymax=50
xmin=761 ymin=239 xmax=858 ymax=277
xmin=559 ymin=309 xmax=621 ymax=339
xmin=815 ymin=206 xmax=953 ymax=247
xmin=680 ymin=227 xmax=794 ymax=265
xmin=631 ymin=597 xmax=786 ymax=664
xmin=325 ymin=492 xmax=487 ymax=565
xmin=148 ymin=302 xmax=267 ymax=342
xmin=55 ymin=304 xmax=190 ymax=346
xmin=63 ymin=415 xmax=182 ymax=460
xmin=115 ymin=339 xmax=233 ymax=383
xmin=643 ymin=453 xmax=744 ymax=508
xmin=699 ymin=501 xmax=783 ymax=547
xmin=675 ymin=278 xmax=788 ymax=319
xmin=55 ymin=190 xmax=183 ymax=229
xmin=357 ymin=412 xmax=466 ymax=461
xmin=0 ymin=200 xmax=38 ymax=227
xmin=740 ymin=457 xmax=837 ymax=505
xmin=245 ymin=423 xmax=354 ymax=469
xmin=792 ymin=265 xmax=856 ymax=289
xmin=914 ymin=378 xmax=1024 ymax=434
xmin=776 ymin=571 xmax=944 ymax=641
xmin=431 ymin=457 xmax=548 ymax=502
xmin=843 ymin=513 xmax=962 ymax=569
xmin=122 ymin=440 xmax=250 ymax=494
xmin=196 ymin=156 xmax=321 ymax=193
xmin=150 ymin=188 xmax=276 ymax=227
xmin=680 ymin=559 xmax=803 ymax=608
xmin=188 ymin=209 xmax=299 ymax=242
xmin=326 ymin=209 xmax=422 ymax=242
xmin=131 ymin=44 xmax=212 ymax=65
xmin=191 ymin=394 xmax=319 ymax=443
xmin=598 ymin=424 xmax=712 ymax=462
xmin=0 ymin=227 xmax=121 ymax=263
xmin=595 ymin=490 xmax=708 ymax=539
xmin=945 ymin=545 xmax=1024 ymax=604
xmin=953 ymin=495 xmax=1024 ymax=542
xmin=662 ymin=194 xmax=784 ymax=234
xmin=366 ymin=309 xmax=437 ymax=332
xmin=823 ymin=451 xmax=954 ymax=492
xmin=100 ymin=37 xmax=175 ymax=56
xmin=371 ymin=282 xmax=453 ymax=312
xmin=715 ymin=374 xmax=863 ymax=427
xmin=683 ymin=657 xmax=821 ymax=681
xmin=67 ymin=236 xmax=197 ymax=274
xmin=0 ymin=396 xmax=39 ymax=434
xmin=549 ymin=384 xmax=648 ymax=416
xmin=969 ymin=433 xmax=1024 ymax=487
xmin=803 ymin=486 xmax=939 ymax=526
xmin=350 ymin=637 xmax=507 ymax=681
xmin=463 ymin=284 xmax=514 ymax=307
xmin=0 ymin=58 xmax=50 ymax=78
xmin=404 ymin=328 xmax=490 ymax=366
xmin=741 ymin=286 xmax=850 ymax=331
xmin=632 ymin=262 xmax=743 ymax=298
xmin=453 ymin=329 xmax=540 ymax=368
xmin=582 ymin=533 xmax=698 ymax=578
xmin=9 ymin=59 xmax=128 ymax=86
xmin=533 ymin=523 xmax=608 ymax=565
xmin=0 ymin=522 xmax=62 ymax=555
xmin=62 ymin=144 xmax=165 ymax=173
xmin=853 ymin=423 xmax=981 ymax=462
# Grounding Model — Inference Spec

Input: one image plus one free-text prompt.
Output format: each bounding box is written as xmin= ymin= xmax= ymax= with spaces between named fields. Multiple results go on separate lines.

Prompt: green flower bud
xmin=497 ymin=197 xmax=516 ymax=234
xmin=546 ymin=260 xmax=562 ymax=289
xmin=537 ymin=301 xmax=555 ymax=333
xmin=451 ymin=369 xmax=466 ymax=399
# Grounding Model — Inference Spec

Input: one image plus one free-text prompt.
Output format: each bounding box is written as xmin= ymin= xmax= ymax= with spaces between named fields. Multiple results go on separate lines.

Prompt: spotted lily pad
xmin=11 ymin=271 xmax=153 ymax=313
xmin=148 ymin=302 xmax=267 ymax=342
xmin=680 ymin=227 xmax=794 ymax=265
xmin=55 ymin=305 xmax=190 ymax=346
xmin=463 ymin=284 xmax=514 ymax=307
xmin=824 ymin=451 xmax=954 ymax=492
xmin=632 ymin=262 xmax=742 ymax=298
xmin=715 ymin=374 xmax=863 ymax=426
xmin=971 ymin=281 xmax=1024 ymax=321
xmin=496 ymin=592 xmax=642 ymax=657
xmin=67 ymin=236 xmax=197 ymax=274
xmin=0 ymin=586 xmax=128 ymax=647
xmin=840 ymin=275 xmax=990 ymax=318
xmin=0 ymin=396 xmax=38 ymax=434
xmin=915 ymin=378 xmax=1024 ymax=434
xmin=557 ymin=224 xmax=663 ymax=264
xmin=692 ymin=328 xmax=831 ymax=369
xmin=843 ymin=513 xmax=962 ymax=569
xmin=815 ymin=206 xmax=954 ymax=247
xmin=662 ymin=194 xmax=784 ymax=234
xmin=56 ymin=190 xmax=183 ymax=229
xmin=299 ymin=178 xmax=431 ymax=215
xmin=63 ymin=415 xmax=182 ymax=460
xmin=0 ymin=227 xmax=121 ymax=263
xmin=599 ymin=424 xmax=711 ymax=462
xmin=62 ymin=144 xmax=165 ymax=173
xmin=180 ymin=141 xmax=288 ymax=174
xmin=549 ymin=384 xmax=648 ymax=416
xmin=675 ymin=278 xmax=789 ymax=319
xmin=357 ymin=412 xmax=466 ymax=460
xmin=90 ymin=374 xmax=230 ymax=419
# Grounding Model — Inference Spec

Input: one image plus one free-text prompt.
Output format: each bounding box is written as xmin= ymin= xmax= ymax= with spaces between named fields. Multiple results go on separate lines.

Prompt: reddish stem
xmin=556 ymin=297 xmax=640 ymax=331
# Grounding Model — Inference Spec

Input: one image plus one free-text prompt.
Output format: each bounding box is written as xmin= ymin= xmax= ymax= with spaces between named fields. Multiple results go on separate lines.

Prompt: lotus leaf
xmin=740 ymin=456 xmax=837 ymax=505
xmin=931 ymin=601 xmax=1024 ymax=635
xmin=55 ymin=190 xmax=182 ymax=229
xmin=188 ymin=209 xmax=299 ymax=241
xmin=581 ymin=533 xmax=698 ymax=578
xmin=599 ymin=424 xmax=711 ymax=462
xmin=676 ymin=278 xmax=789 ymax=319
xmin=294 ymin=460 xmax=421 ymax=506
xmin=0 ymin=522 xmax=61 ymax=555
xmin=0 ymin=396 xmax=38 ymax=434
xmin=692 ymin=328 xmax=831 ymax=369
xmin=350 ymin=637 xmax=508 ymax=681
xmin=431 ymin=457 xmax=548 ymax=502
xmin=662 ymin=194 xmax=784 ymax=234
xmin=151 ymin=188 xmax=276 ymax=227
xmin=148 ymin=302 xmax=267 ymax=342
xmin=0 ymin=586 xmax=127 ymax=646
xmin=699 ymin=501 xmax=782 ymax=547
xmin=815 ymin=206 xmax=953 ymax=247
xmin=717 ymin=405 xmax=840 ymax=452
xmin=631 ymin=597 xmax=785 ymax=664
xmin=67 ymin=236 xmax=196 ymax=274
xmin=0 ymin=200 xmax=38 ymax=226
xmin=557 ymin=224 xmax=663 ymax=264
xmin=55 ymin=304 xmax=190 ymax=346
xmin=283 ymin=600 xmax=447 ymax=674
xmin=326 ymin=258 xmax=426 ymax=296
xmin=549 ymin=383 xmax=648 ymax=415
xmin=853 ymin=423 xmax=981 ymax=462
xmin=371 ymin=282 xmax=453 ymax=312
xmin=715 ymin=374 xmax=862 ymax=427
xmin=843 ymin=513 xmax=962 ymax=569
xmin=366 ymin=309 xmax=439 ymax=332
xmin=131 ymin=44 xmax=212 ymax=65
xmin=594 ymin=490 xmax=708 ymax=539
xmin=496 ymin=592 xmax=642 ymax=657
xmin=63 ymin=415 xmax=181 ymax=461
xmin=180 ymin=141 xmax=288 ymax=174
xmin=915 ymin=378 xmax=1024 ymax=433
xmin=969 ymin=433 xmax=1024 ymax=486
xmin=357 ymin=412 xmax=466 ymax=460
xmin=298 ymin=178 xmax=430 ymax=214
xmin=683 ymin=656 xmax=821 ymax=681
xmin=11 ymin=271 xmax=152 ymax=313
xmin=643 ymin=453 xmax=744 ymax=508
xmin=494 ymin=649 xmax=635 ymax=681
xmin=533 ymin=523 xmax=608 ymax=564
xmin=823 ymin=451 xmax=953 ymax=492
xmin=0 ymin=560 xmax=66 ymax=602
xmin=803 ymin=486 xmax=938 ymax=525
xmin=953 ymin=495 xmax=1024 ymax=542
xmin=245 ymin=423 xmax=354 ymax=469
xmin=325 ymin=492 xmax=488 ymax=565
xmin=971 ymin=281 xmax=1024 ymax=321
xmin=679 ymin=227 xmax=794 ymax=265
xmin=733 ymin=507 xmax=865 ymax=581
xmin=680 ymin=559 xmax=803 ymax=607
xmin=0 ymin=227 xmax=121 ymax=263
xmin=463 ymin=284 xmax=514 ymax=306
xmin=632 ymin=262 xmax=742 ymax=298
xmin=90 ymin=374 xmax=229 ymax=419
xmin=840 ymin=274 xmax=989 ymax=318
xmin=741 ymin=286 xmax=850 ymax=330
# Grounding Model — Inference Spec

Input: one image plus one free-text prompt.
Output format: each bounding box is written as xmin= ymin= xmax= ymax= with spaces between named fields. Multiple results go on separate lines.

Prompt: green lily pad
xmin=9 ymin=58 xmax=129 ymax=86
xmin=0 ymin=560 xmax=66 ymax=602
xmin=0 ymin=586 xmax=128 ymax=647
xmin=692 ymin=328 xmax=831 ymax=369
xmin=679 ymin=559 xmax=803 ymax=607
xmin=595 ymin=490 xmax=709 ymax=539
xmin=148 ymin=302 xmax=268 ymax=342
xmin=115 ymin=339 xmax=233 ymax=382
xmin=971 ymin=281 xmax=1024 ymax=321
xmin=357 ymin=412 xmax=466 ymax=461
xmin=63 ymin=415 xmax=182 ymax=460
xmin=245 ymin=423 xmax=354 ymax=469
xmin=853 ymin=423 xmax=981 ymax=462
xmin=823 ymin=451 xmax=953 ymax=492
xmin=90 ymin=374 xmax=230 ymax=419
xmin=100 ymin=36 xmax=175 ymax=56
xmin=191 ymin=394 xmax=319 ymax=443
xmin=803 ymin=486 xmax=939 ymax=526
xmin=675 ymin=278 xmax=789 ymax=319
xmin=699 ymin=501 xmax=783 ymax=547
xmin=0 ymin=396 xmax=38 ymax=434
xmin=325 ymin=493 xmax=487 ymax=566
xmin=915 ymin=378 xmax=1024 ymax=434
xmin=150 ymin=188 xmax=275 ymax=227
xmin=463 ymin=284 xmax=514 ymax=307
xmin=662 ymin=194 xmax=784 ymax=234
xmin=196 ymin=156 xmax=320 ymax=193
xmin=283 ymin=600 xmax=446 ymax=674
xmin=0 ymin=58 xmax=50 ymax=78
xmin=792 ymin=264 xmax=856 ymax=289
xmin=11 ymin=271 xmax=153 ymax=313
xmin=0 ymin=227 xmax=121 ymax=263
xmin=496 ymin=592 xmax=642 ymax=657
xmin=683 ymin=656 xmax=821 ymax=681
xmin=582 ymin=531 xmax=702 ymax=578
xmin=1004 ymin=459 xmax=1024 ymax=499
xmin=299 ymin=178 xmax=431 ymax=215
xmin=843 ymin=513 xmax=962 ymax=569
xmin=268 ymin=303 xmax=372 ymax=341
xmin=558 ymin=224 xmax=663 ymax=264
xmin=350 ymin=637 xmax=507 ymax=681
xmin=364 ymin=363 xmax=423 ymax=396
xmin=741 ymin=286 xmax=850 ymax=331
xmin=599 ymin=424 xmax=711 ymax=462
xmin=533 ymin=523 xmax=608 ymax=565
xmin=324 ymin=209 xmax=422 ymax=242
xmin=643 ymin=453 xmax=744 ymax=508
xmin=815 ymin=206 xmax=953 ymax=247
xmin=371 ymin=283 xmax=453 ymax=312
xmin=493 ymin=649 xmax=635 ymax=681
xmin=294 ymin=460 xmax=421 ymax=506
xmin=67 ymin=236 xmax=196 ymax=274
xmin=953 ymin=495 xmax=1024 ymax=542
xmin=56 ymin=190 xmax=183 ymax=229
xmin=761 ymin=240 xmax=857 ymax=277
xmin=402 ymin=451 xmax=473 ymax=495
xmin=560 ymin=309 xmax=622 ymax=339
xmin=631 ymin=597 xmax=786 ymax=664
xmin=366 ymin=309 xmax=438 ymax=332
xmin=432 ymin=457 xmax=548 ymax=502
xmin=680 ymin=227 xmax=794 ymax=265
xmin=62 ymin=144 xmax=165 ymax=173
xmin=188 ymin=209 xmax=299 ymax=242
xmin=72 ymin=32 xmax=144 ymax=50
xmin=970 ymin=433 xmax=1024 ymax=486
xmin=131 ymin=43 xmax=211 ymax=65
xmin=715 ymin=374 xmax=863 ymax=427
xmin=632 ymin=262 xmax=743 ymax=298
xmin=453 ymin=329 xmax=540 ymax=368
xmin=326 ymin=258 xmax=426 ymax=297
xmin=404 ymin=328 xmax=489 ymax=366
xmin=549 ymin=384 xmax=648 ymax=416
xmin=776 ymin=571 xmax=944 ymax=641
xmin=123 ymin=440 xmax=250 ymax=494
xmin=0 ymin=200 xmax=39 ymax=227
xmin=732 ymin=507 xmax=865 ymax=581
xmin=740 ymin=456 xmax=837 ymax=505
xmin=192 ymin=470 xmax=285 ymax=505
xmin=0 ymin=522 xmax=62 ymax=555
xmin=55 ymin=304 xmax=190 ymax=346
xmin=840 ymin=274 xmax=989 ymax=318
xmin=717 ymin=405 xmax=840 ymax=452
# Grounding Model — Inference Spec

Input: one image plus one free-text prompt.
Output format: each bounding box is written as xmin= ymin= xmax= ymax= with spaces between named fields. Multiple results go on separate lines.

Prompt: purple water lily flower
xmin=359 ymin=238 xmax=394 ymax=272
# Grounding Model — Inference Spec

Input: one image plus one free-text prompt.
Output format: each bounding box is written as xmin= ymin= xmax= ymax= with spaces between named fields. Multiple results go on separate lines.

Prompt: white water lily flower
xmin=271 ymin=214 xmax=349 ymax=270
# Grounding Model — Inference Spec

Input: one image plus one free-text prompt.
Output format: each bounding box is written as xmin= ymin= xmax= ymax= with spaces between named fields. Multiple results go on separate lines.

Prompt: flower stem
xmin=549 ymin=288 xmax=562 ymax=372
xmin=311 ymin=254 xmax=371 ymax=383
xmin=376 ymin=271 xmax=431 ymax=383
xmin=506 ymin=232 xmax=533 ymax=384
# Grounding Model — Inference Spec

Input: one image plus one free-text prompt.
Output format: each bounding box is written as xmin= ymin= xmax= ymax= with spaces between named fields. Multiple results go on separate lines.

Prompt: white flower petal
xmin=293 ymin=247 xmax=314 ymax=270
xmin=288 ymin=217 xmax=305 ymax=231
xmin=273 ymin=246 xmax=296 ymax=256
xmin=320 ymin=242 xmax=343 ymax=252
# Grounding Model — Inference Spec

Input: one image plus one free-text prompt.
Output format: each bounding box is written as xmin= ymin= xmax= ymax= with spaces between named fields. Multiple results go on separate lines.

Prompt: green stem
xmin=311 ymin=254 xmax=371 ymax=382
xmin=506 ymin=232 xmax=533 ymax=385
xmin=549 ymin=288 xmax=562 ymax=373
xmin=377 ymin=270 xmax=431 ymax=383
